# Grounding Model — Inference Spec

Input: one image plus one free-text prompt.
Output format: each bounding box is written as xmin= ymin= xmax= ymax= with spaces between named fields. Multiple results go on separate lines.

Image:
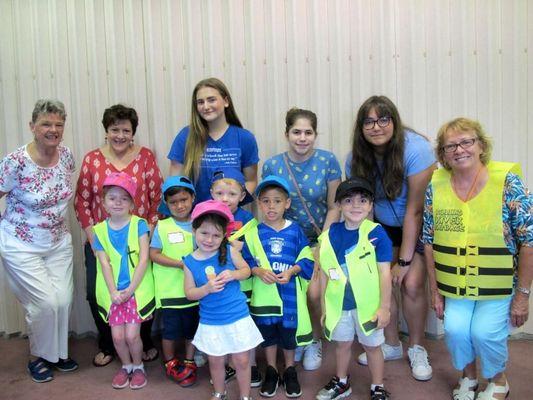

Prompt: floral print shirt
xmin=0 ymin=145 xmax=75 ymax=246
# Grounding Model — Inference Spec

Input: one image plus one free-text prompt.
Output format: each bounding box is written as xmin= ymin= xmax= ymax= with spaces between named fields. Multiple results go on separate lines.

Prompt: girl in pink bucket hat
xmin=183 ymin=200 xmax=263 ymax=400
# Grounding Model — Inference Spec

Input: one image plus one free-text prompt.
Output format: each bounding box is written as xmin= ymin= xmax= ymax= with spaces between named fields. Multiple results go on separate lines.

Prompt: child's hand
xmin=111 ymin=290 xmax=122 ymax=304
xmin=119 ymin=288 xmax=133 ymax=303
xmin=373 ymin=307 xmax=391 ymax=329
xmin=276 ymin=269 xmax=294 ymax=285
xmin=254 ymin=268 xmax=278 ymax=284
xmin=216 ymin=269 xmax=235 ymax=283
xmin=205 ymin=276 xmax=225 ymax=293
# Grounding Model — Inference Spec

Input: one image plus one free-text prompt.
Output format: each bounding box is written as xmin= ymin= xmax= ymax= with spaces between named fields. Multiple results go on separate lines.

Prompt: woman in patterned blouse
xmin=0 ymin=99 xmax=78 ymax=382
xmin=74 ymin=104 xmax=163 ymax=367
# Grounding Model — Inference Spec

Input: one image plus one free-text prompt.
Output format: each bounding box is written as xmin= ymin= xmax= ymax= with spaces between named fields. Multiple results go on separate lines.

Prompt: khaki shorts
xmin=330 ymin=309 xmax=385 ymax=347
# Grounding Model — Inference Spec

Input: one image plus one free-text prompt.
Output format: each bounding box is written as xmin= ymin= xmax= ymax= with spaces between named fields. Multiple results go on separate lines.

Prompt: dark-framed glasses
xmin=442 ymin=138 xmax=477 ymax=153
xmin=363 ymin=116 xmax=392 ymax=130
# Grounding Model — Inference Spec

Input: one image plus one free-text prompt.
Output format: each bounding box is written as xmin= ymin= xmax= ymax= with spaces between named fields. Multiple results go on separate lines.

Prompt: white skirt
xmin=192 ymin=315 xmax=264 ymax=356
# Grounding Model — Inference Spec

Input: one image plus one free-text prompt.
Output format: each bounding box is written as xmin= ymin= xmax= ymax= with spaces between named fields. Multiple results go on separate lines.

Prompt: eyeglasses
xmin=363 ymin=116 xmax=392 ymax=130
xmin=441 ymin=138 xmax=477 ymax=154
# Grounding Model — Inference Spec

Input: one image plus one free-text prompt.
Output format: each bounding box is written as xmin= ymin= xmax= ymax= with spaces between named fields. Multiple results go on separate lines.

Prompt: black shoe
xmin=260 ymin=365 xmax=279 ymax=397
xmin=47 ymin=358 xmax=79 ymax=372
xmin=251 ymin=365 xmax=262 ymax=387
xmin=283 ymin=366 xmax=301 ymax=398
xmin=371 ymin=386 xmax=390 ymax=400
xmin=225 ymin=365 xmax=236 ymax=383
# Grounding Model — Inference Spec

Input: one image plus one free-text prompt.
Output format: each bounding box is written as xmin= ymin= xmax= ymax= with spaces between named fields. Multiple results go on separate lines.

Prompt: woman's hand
xmin=205 ymin=276 xmax=225 ymax=293
xmin=391 ymin=263 xmax=410 ymax=286
xmin=254 ymin=268 xmax=278 ymax=284
xmin=431 ymin=290 xmax=445 ymax=319
xmin=320 ymin=313 xmax=326 ymax=327
xmin=511 ymin=292 xmax=530 ymax=327
xmin=373 ymin=307 xmax=391 ymax=329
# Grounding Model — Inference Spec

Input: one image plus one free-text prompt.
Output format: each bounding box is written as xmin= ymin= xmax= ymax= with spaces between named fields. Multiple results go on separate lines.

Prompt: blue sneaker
xmin=48 ymin=357 xmax=79 ymax=372
xmin=27 ymin=358 xmax=54 ymax=383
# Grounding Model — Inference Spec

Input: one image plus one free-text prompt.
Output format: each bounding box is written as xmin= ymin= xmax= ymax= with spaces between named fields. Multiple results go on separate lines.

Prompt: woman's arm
xmin=511 ymin=246 xmax=533 ymax=327
xmin=169 ymin=160 xmax=184 ymax=176
xmin=424 ymin=244 xmax=444 ymax=319
xmin=243 ymin=164 xmax=258 ymax=197
xmin=74 ymin=155 xmax=96 ymax=241
xmin=144 ymin=150 xmax=163 ymax=226
xmin=322 ymin=178 xmax=341 ymax=231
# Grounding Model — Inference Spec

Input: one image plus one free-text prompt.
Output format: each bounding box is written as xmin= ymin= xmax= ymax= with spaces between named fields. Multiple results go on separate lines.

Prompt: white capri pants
xmin=0 ymin=229 xmax=73 ymax=362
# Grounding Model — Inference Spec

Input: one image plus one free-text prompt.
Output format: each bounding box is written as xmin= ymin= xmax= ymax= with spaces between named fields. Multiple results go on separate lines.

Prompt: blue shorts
xmin=161 ymin=306 xmax=200 ymax=341
xmin=257 ymin=321 xmax=297 ymax=350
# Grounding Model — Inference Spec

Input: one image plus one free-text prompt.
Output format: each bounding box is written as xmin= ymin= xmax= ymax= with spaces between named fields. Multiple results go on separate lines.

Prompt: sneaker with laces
xmin=129 ymin=368 xmax=147 ymax=389
xmin=209 ymin=365 xmax=236 ymax=385
xmin=294 ymin=345 xmax=305 ymax=363
xmin=111 ymin=368 xmax=130 ymax=389
xmin=178 ymin=360 xmax=197 ymax=387
xmin=357 ymin=342 xmax=403 ymax=366
xmin=303 ymin=340 xmax=322 ymax=371
xmin=260 ymin=365 xmax=280 ymax=397
xmin=316 ymin=376 xmax=352 ymax=400
xmin=407 ymin=345 xmax=432 ymax=381
xmin=370 ymin=386 xmax=390 ymax=400
xmin=251 ymin=365 xmax=262 ymax=387
xmin=47 ymin=357 xmax=79 ymax=372
xmin=283 ymin=366 xmax=302 ymax=398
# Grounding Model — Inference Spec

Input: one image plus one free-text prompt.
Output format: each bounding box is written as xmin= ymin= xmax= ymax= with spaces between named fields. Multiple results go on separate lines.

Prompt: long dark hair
xmin=350 ymin=95 xmax=405 ymax=199
xmin=192 ymin=213 xmax=229 ymax=266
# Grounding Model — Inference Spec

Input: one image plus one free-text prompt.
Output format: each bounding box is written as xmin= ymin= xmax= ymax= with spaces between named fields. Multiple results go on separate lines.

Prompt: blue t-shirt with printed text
xmin=93 ymin=219 xmax=150 ymax=290
xmin=263 ymin=149 xmax=341 ymax=244
xmin=167 ymin=124 xmax=259 ymax=203
xmin=328 ymin=222 xmax=393 ymax=310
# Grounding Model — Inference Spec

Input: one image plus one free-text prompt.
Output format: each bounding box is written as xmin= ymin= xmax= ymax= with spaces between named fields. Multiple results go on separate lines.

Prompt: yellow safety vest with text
xmin=431 ymin=161 xmax=521 ymax=300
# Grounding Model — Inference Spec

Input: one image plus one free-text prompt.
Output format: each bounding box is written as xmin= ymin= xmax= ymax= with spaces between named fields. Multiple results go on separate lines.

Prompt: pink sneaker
xmin=129 ymin=368 xmax=147 ymax=389
xmin=111 ymin=368 xmax=129 ymax=389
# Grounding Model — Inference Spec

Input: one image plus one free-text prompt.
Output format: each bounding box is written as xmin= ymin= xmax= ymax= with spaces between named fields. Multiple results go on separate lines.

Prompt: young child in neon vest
xmin=243 ymin=175 xmax=314 ymax=399
xmin=183 ymin=200 xmax=263 ymax=400
xmin=92 ymin=172 xmax=155 ymax=390
xmin=209 ymin=169 xmax=261 ymax=386
xmin=150 ymin=175 xmax=198 ymax=387
xmin=316 ymin=178 xmax=393 ymax=400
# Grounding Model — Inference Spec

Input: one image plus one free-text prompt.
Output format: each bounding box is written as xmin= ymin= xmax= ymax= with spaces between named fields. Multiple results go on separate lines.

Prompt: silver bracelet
xmin=516 ymin=286 xmax=531 ymax=296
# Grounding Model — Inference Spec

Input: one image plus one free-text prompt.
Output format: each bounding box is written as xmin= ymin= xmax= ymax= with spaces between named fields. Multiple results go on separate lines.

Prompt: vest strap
xmin=436 ymin=262 xmax=514 ymax=276
xmin=296 ymin=331 xmax=313 ymax=345
xmin=434 ymin=244 xmax=511 ymax=256
xmin=437 ymin=281 xmax=513 ymax=297
xmin=138 ymin=297 xmax=156 ymax=317
xmin=249 ymin=305 xmax=282 ymax=315
xmin=160 ymin=297 xmax=197 ymax=307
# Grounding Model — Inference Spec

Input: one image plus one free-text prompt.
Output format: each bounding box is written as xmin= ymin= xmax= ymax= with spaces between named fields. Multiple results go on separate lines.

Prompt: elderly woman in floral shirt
xmin=0 ymin=99 xmax=78 ymax=383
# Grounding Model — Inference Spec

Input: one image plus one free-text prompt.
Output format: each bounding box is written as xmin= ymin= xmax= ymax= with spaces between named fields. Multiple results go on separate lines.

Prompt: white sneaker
xmin=294 ymin=345 xmax=305 ymax=363
xmin=407 ymin=345 xmax=432 ymax=381
xmin=194 ymin=349 xmax=207 ymax=367
xmin=357 ymin=342 xmax=403 ymax=366
xmin=303 ymin=340 xmax=322 ymax=371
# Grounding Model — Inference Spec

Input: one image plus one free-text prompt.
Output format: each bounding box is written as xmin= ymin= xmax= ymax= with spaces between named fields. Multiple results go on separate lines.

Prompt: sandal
xmin=452 ymin=377 xmax=478 ymax=400
xmin=142 ymin=347 xmax=159 ymax=362
xmin=477 ymin=381 xmax=509 ymax=400
xmin=93 ymin=351 xmax=114 ymax=367
xmin=27 ymin=358 xmax=54 ymax=383
xmin=212 ymin=391 xmax=228 ymax=400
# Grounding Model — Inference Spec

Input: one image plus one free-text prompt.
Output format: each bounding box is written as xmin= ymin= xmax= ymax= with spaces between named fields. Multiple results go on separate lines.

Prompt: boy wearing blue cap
xmin=150 ymin=176 xmax=199 ymax=387
xmin=243 ymin=176 xmax=314 ymax=398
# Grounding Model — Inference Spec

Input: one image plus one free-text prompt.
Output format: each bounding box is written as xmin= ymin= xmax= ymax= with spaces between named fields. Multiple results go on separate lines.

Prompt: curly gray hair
xmin=31 ymin=99 xmax=66 ymax=123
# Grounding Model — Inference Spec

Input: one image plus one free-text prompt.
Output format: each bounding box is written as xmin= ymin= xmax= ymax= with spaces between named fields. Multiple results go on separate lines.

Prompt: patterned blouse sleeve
xmin=74 ymin=152 xmax=95 ymax=229
xmin=421 ymin=183 xmax=434 ymax=245
xmin=503 ymin=172 xmax=533 ymax=248
xmin=144 ymin=148 xmax=163 ymax=226
xmin=0 ymin=152 xmax=18 ymax=193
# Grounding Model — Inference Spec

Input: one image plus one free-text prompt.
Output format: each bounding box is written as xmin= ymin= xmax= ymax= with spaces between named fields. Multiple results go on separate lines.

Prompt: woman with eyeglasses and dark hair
xmin=74 ymin=104 xmax=163 ymax=367
xmin=346 ymin=95 xmax=436 ymax=381
xmin=422 ymin=117 xmax=532 ymax=400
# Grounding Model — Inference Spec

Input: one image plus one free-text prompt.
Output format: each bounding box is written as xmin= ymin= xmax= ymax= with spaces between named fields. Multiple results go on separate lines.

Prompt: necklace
xmin=452 ymin=165 xmax=483 ymax=202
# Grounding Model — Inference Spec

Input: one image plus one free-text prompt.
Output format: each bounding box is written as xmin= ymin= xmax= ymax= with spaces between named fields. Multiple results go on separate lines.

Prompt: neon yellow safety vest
xmin=319 ymin=219 xmax=381 ymax=339
xmin=230 ymin=218 xmax=259 ymax=301
xmin=152 ymin=218 xmax=197 ymax=309
xmin=431 ymin=161 xmax=521 ymax=300
xmin=245 ymin=228 xmax=314 ymax=346
xmin=93 ymin=215 xmax=155 ymax=322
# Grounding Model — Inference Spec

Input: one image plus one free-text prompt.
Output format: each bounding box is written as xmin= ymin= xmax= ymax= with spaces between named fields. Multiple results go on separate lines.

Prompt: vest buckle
xmin=465 ymin=265 xmax=478 ymax=276
xmin=465 ymin=286 xmax=478 ymax=297
xmin=466 ymin=245 xmax=479 ymax=256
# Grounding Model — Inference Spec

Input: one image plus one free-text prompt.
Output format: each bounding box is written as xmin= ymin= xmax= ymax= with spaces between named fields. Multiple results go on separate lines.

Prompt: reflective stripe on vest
xmin=319 ymin=219 xmax=381 ymax=338
xmin=93 ymin=215 xmax=156 ymax=321
xmin=152 ymin=218 xmax=197 ymax=309
xmin=431 ymin=161 xmax=521 ymax=300
xmin=245 ymin=227 xmax=313 ymax=346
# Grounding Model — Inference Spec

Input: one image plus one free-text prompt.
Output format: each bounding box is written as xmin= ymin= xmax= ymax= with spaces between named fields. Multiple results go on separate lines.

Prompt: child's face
xmin=103 ymin=186 xmax=133 ymax=218
xmin=258 ymin=187 xmax=291 ymax=225
xmin=339 ymin=192 xmax=372 ymax=228
xmin=166 ymin=190 xmax=194 ymax=221
xmin=196 ymin=86 xmax=228 ymax=124
xmin=194 ymin=221 xmax=225 ymax=253
xmin=286 ymin=117 xmax=317 ymax=158
xmin=210 ymin=179 xmax=245 ymax=213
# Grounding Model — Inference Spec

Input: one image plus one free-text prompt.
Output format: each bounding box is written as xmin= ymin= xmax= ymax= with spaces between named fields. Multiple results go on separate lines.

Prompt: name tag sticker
xmin=329 ymin=268 xmax=340 ymax=280
xmin=168 ymin=231 xmax=184 ymax=244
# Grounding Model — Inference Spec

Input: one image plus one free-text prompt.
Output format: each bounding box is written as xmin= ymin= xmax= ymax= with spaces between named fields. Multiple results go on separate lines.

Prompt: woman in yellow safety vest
xmin=422 ymin=117 xmax=532 ymax=400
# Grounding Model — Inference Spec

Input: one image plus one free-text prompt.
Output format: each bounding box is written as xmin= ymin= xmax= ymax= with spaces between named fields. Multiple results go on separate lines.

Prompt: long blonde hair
xmin=183 ymin=78 xmax=243 ymax=180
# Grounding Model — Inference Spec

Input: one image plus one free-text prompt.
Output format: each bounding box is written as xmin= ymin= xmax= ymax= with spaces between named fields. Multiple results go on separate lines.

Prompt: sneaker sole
xmin=285 ymin=389 xmax=302 ymax=398
xmin=54 ymin=365 xmax=79 ymax=372
xmin=251 ymin=380 xmax=262 ymax=388
xmin=315 ymin=387 xmax=352 ymax=400
xmin=259 ymin=382 xmax=279 ymax=398
xmin=112 ymin=381 xmax=129 ymax=389
xmin=358 ymin=354 xmax=403 ymax=366
xmin=412 ymin=371 xmax=433 ymax=381
xmin=130 ymin=381 xmax=147 ymax=390
xmin=28 ymin=374 xmax=54 ymax=383
xmin=303 ymin=362 xmax=321 ymax=371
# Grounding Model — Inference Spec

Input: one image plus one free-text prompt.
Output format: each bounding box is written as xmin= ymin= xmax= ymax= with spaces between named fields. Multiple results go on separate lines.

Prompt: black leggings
xmin=85 ymin=242 xmax=154 ymax=354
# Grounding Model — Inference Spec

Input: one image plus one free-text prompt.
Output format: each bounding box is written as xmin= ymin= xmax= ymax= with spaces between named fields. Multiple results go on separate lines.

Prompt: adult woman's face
xmin=30 ymin=113 xmax=65 ymax=149
xmin=106 ymin=119 xmax=133 ymax=156
xmin=285 ymin=117 xmax=317 ymax=158
xmin=361 ymin=107 xmax=394 ymax=151
xmin=442 ymin=129 xmax=483 ymax=172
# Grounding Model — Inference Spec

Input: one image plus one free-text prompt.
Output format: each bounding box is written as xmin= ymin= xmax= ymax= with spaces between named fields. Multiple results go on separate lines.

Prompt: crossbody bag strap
xmin=282 ymin=152 xmax=322 ymax=236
